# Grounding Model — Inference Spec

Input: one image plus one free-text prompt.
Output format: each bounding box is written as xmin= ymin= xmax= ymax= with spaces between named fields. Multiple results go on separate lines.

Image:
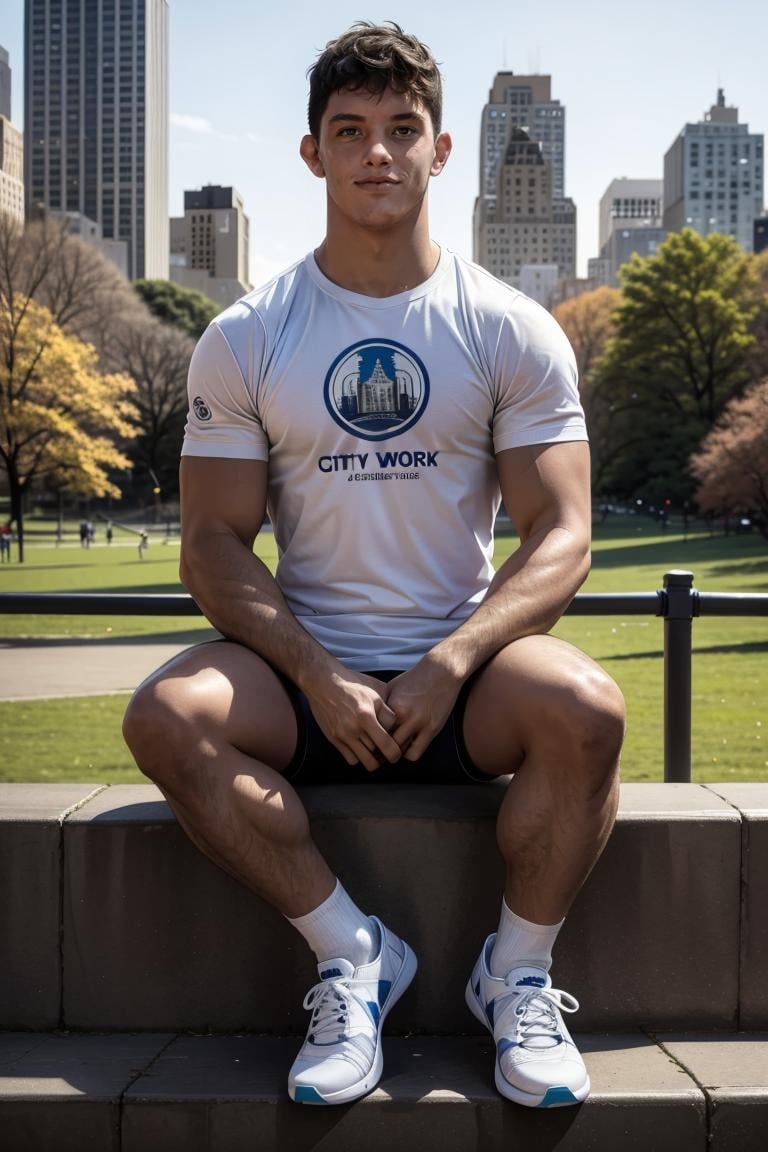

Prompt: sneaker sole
xmin=464 ymin=977 xmax=590 ymax=1108
xmin=291 ymin=941 xmax=418 ymax=1105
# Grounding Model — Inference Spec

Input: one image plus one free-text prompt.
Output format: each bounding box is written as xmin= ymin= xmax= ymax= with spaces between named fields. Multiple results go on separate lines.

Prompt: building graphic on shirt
xmin=326 ymin=340 xmax=429 ymax=440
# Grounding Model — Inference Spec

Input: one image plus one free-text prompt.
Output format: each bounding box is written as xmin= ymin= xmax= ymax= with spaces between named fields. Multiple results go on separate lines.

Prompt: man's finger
xmin=376 ymin=703 xmax=397 ymax=732
xmin=369 ymin=728 xmax=404 ymax=764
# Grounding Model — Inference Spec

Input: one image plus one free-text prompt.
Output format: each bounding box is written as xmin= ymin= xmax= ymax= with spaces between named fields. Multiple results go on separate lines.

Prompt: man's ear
xmin=300 ymin=134 xmax=325 ymax=178
xmin=431 ymin=131 xmax=453 ymax=177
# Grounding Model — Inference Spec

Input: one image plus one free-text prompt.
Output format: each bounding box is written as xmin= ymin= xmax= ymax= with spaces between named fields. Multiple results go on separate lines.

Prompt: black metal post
xmin=663 ymin=570 xmax=695 ymax=783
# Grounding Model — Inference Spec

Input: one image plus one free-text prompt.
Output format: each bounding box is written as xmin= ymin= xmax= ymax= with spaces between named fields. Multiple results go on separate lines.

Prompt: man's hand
xmin=304 ymin=671 xmax=403 ymax=772
xmin=384 ymin=657 xmax=464 ymax=762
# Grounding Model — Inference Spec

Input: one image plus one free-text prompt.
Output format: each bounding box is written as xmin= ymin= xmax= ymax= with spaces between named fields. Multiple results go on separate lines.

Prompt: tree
xmin=690 ymin=377 xmax=768 ymax=539
xmin=0 ymin=213 xmax=145 ymax=365
xmin=747 ymin=250 xmax=768 ymax=385
xmin=134 ymin=279 xmax=219 ymax=340
xmin=552 ymin=286 xmax=620 ymax=383
xmin=552 ymin=287 xmax=620 ymax=491
xmin=590 ymin=229 xmax=758 ymax=503
xmin=0 ymin=295 xmax=138 ymax=561
xmin=111 ymin=315 xmax=196 ymax=501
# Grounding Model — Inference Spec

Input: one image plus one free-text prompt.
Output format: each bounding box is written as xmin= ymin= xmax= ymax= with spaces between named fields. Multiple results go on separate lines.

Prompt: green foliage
xmin=133 ymin=279 xmax=219 ymax=339
xmin=591 ymin=230 xmax=758 ymax=504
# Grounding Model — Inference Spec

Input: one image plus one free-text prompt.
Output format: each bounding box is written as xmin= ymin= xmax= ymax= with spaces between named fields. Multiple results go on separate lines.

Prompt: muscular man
xmin=123 ymin=22 xmax=625 ymax=1110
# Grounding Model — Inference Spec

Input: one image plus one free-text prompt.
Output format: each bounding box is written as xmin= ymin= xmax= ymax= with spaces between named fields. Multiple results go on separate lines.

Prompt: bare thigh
xmin=462 ymin=634 xmax=625 ymax=778
xmin=127 ymin=639 xmax=299 ymax=774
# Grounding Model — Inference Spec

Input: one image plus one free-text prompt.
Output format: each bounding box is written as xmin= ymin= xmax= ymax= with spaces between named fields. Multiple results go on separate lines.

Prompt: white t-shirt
xmin=182 ymin=248 xmax=586 ymax=670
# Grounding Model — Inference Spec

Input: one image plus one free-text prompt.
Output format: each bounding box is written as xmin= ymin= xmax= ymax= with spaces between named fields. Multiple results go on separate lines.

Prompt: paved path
xmin=0 ymin=641 xmax=193 ymax=700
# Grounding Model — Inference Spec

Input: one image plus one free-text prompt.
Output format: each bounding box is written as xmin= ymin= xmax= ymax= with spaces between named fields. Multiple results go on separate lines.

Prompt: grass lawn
xmin=1 ymin=515 xmax=766 ymax=784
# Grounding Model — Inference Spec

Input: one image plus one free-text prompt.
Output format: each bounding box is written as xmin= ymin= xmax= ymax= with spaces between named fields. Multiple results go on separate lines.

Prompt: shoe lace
xmin=504 ymin=984 xmax=580 ymax=1050
xmin=303 ymin=978 xmax=362 ymax=1044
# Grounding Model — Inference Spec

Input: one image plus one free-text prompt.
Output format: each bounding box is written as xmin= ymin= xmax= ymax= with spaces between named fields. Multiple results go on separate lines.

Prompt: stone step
xmin=2 ymin=782 xmax=768 ymax=1033
xmin=1 ymin=1030 xmax=767 ymax=1152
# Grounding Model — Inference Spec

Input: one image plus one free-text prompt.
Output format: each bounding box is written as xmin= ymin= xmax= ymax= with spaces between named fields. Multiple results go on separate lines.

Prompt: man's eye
xmin=393 ymin=126 xmax=417 ymax=137
xmin=337 ymin=127 xmax=359 ymax=137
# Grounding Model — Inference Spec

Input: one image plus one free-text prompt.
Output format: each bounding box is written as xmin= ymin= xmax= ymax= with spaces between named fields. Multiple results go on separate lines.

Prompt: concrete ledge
xmin=0 ymin=784 xmax=106 ymax=1028
xmin=0 ymin=782 xmax=762 ymax=1032
xmin=0 ymin=1030 xmax=723 ymax=1152
xmin=703 ymin=784 xmax=768 ymax=1028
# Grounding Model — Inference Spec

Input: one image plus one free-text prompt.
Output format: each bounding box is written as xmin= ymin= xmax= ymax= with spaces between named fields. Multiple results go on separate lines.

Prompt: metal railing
xmin=1 ymin=568 xmax=767 ymax=783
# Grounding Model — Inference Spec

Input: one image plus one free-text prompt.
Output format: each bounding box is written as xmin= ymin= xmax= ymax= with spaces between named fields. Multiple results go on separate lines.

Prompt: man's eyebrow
xmin=327 ymin=111 xmax=426 ymax=124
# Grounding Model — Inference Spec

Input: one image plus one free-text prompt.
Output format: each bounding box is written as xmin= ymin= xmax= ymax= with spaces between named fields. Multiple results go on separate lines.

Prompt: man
xmin=123 ymin=22 xmax=625 ymax=1110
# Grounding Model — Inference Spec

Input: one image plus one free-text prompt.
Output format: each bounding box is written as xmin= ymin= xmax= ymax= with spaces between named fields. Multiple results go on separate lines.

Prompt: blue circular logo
xmin=324 ymin=340 xmax=429 ymax=441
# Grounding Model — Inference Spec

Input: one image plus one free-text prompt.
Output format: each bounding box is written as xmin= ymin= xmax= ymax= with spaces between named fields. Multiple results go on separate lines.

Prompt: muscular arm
xmin=179 ymin=456 xmax=401 ymax=768
xmin=386 ymin=440 xmax=591 ymax=758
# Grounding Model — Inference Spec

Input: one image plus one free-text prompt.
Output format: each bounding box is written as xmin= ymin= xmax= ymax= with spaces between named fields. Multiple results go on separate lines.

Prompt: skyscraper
xmin=473 ymin=72 xmax=576 ymax=299
xmin=0 ymin=45 xmax=24 ymax=226
xmin=24 ymin=0 xmax=168 ymax=279
xmin=663 ymin=90 xmax=764 ymax=253
xmin=0 ymin=46 xmax=11 ymax=121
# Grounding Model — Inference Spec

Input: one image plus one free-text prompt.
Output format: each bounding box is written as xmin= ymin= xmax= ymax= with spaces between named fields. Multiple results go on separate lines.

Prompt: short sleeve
xmin=492 ymin=298 xmax=587 ymax=453
xmin=181 ymin=320 xmax=269 ymax=461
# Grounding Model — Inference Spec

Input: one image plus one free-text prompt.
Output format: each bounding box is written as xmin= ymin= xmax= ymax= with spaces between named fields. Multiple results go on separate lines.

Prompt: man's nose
xmin=363 ymin=135 xmax=393 ymax=164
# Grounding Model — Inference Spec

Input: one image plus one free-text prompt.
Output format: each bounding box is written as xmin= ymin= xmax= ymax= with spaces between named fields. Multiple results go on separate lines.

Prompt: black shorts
xmin=282 ymin=670 xmax=492 ymax=785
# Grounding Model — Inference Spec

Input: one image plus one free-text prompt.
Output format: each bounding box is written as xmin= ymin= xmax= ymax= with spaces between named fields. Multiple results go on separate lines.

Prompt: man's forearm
xmin=180 ymin=529 xmax=339 ymax=693
xmin=427 ymin=523 xmax=590 ymax=682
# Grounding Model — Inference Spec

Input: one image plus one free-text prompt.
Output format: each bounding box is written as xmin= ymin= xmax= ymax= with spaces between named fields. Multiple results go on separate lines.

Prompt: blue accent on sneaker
xmin=486 ymin=998 xmax=496 ymax=1027
xmin=319 ymin=967 xmax=343 ymax=979
xmin=378 ymin=978 xmax=392 ymax=1006
xmin=367 ymin=1000 xmax=380 ymax=1026
xmin=294 ymin=1085 xmax=327 ymax=1104
xmin=497 ymin=1038 xmax=518 ymax=1057
xmin=515 ymin=975 xmax=546 ymax=988
xmin=538 ymin=1086 xmax=580 ymax=1108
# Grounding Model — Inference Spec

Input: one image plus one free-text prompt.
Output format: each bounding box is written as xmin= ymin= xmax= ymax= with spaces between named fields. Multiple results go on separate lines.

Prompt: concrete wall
xmin=1 ymin=781 xmax=766 ymax=1034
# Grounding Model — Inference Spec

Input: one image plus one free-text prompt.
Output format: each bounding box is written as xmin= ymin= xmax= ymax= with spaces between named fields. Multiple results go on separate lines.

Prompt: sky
xmin=2 ymin=0 xmax=765 ymax=284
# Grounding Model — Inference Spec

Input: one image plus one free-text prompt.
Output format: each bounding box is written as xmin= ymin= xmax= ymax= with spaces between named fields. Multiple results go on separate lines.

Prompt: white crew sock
xmin=489 ymin=899 xmax=564 ymax=977
xmin=287 ymin=879 xmax=379 ymax=968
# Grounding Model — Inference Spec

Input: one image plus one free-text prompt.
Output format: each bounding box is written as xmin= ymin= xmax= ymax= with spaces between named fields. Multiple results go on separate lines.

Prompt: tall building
xmin=0 ymin=46 xmax=24 ymax=225
xmin=169 ymin=185 xmax=252 ymax=308
xmin=24 ymin=0 xmax=169 ymax=279
xmin=588 ymin=178 xmax=666 ymax=286
xmin=663 ymin=90 xmax=764 ymax=253
xmin=473 ymin=72 xmax=576 ymax=298
xmin=0 ymin=46 xmax=11 ymax=121
xmin=598 ymin=179 xmax=663 ymax=252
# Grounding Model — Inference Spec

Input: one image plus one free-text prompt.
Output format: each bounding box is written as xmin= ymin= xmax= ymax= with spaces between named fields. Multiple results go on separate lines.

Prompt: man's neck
xmin=314 ymin=222 xmax=441 ymax=298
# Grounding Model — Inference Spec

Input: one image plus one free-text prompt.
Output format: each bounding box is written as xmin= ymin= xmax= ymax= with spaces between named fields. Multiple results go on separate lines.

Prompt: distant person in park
xmin=106 ymin=521 xmax=114 ymax=545
xmin=124 ymin=23 xmax=625 ymax=1111
xmin=0 ymin=522 xmax=11 ymax=562
xmin=79 ymin=519 xmax=89 ymax=548
xmin=138 ymin=531 xmax=149 ymax=560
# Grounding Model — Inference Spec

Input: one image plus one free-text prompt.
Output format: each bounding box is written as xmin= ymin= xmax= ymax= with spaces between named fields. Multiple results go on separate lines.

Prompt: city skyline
xmin=3 ymin=0 xmax=765 ymax=284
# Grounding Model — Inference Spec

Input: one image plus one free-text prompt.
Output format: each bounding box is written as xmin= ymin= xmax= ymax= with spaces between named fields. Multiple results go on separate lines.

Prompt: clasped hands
xmin=305 ymin=659 xmax=463 ymax=772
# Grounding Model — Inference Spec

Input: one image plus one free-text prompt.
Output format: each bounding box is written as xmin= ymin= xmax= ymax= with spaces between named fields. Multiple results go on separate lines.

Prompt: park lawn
xmin=0 ymin=695 xmax=141 ymax=784
xmin=0 ymin=515 xmax=766 ymax=783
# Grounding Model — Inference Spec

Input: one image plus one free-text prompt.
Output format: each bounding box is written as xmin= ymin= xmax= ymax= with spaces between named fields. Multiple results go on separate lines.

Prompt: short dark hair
xmin=307 ymin=22 xmax=443 ymax=139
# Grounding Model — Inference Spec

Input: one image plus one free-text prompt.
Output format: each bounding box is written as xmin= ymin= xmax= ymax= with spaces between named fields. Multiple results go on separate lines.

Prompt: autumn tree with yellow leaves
xmin=0 ymin=294 xmax=138 ymax=561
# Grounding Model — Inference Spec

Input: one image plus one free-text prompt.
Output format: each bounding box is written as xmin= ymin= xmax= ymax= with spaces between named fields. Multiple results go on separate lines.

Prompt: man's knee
xmin=553 ymin=662 xmax=625 ymax=770
xmin=122 ymin=678 xmax=187 ymax=785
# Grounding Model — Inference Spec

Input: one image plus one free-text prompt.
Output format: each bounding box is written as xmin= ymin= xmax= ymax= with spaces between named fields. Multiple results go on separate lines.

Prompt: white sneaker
xmin=289 ymin=916 xmax=417 ymax=1105
xmin=466 ymin=934 xmax=590 ymax=1108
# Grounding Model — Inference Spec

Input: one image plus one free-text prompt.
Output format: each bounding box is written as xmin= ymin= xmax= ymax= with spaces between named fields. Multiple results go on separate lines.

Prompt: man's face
xmin=300 ymin=86 xmax=451 ymax=232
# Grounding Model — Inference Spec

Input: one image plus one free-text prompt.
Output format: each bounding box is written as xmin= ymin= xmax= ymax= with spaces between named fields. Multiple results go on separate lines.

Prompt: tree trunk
xmin=7 ymin=464 xmax=25 ymax=563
